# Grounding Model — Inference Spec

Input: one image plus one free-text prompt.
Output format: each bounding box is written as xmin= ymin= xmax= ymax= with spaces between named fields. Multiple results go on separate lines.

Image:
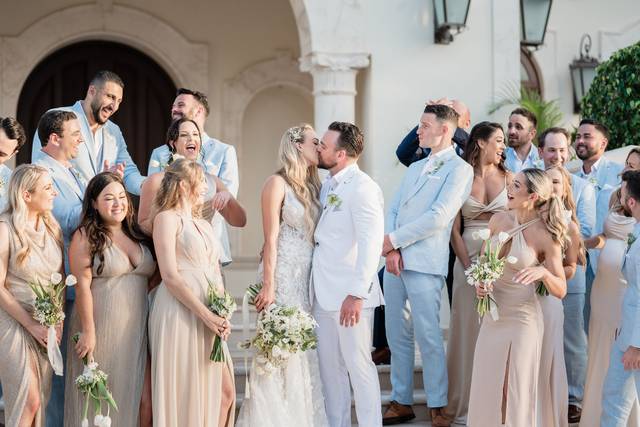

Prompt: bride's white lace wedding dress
xmin=236 ymin=183 xmax=329 ymax=427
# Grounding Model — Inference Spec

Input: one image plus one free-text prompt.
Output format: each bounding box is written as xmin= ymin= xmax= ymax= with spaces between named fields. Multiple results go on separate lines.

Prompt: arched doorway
xmin=16 ymin=40 xmax=177 ymax=172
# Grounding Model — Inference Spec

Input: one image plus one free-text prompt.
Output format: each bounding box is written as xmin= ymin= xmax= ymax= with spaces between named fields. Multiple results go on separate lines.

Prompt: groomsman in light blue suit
xmin=574 ymin=119 xmax=624 ymax=331
xmin=31 ymin=70 xmax=145 ymax=195
xmin=147 ymin=88 xmax=239 ymax=264
xmin=601 ymin=170 xmax=640 ymax=426
xmin=33 ymin=110 xmax=87 ymax=427
xmin=537 ymin=127 xmax=596 ymax=423
xmin=504 ymin=108 xmax=540 ymax=173
xmin=382 ymin=105 xmax=473 ymax=427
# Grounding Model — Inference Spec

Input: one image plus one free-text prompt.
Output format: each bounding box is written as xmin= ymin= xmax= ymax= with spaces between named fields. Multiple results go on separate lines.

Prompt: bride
xmin=236 ymin=124 xmax=329 ymax=426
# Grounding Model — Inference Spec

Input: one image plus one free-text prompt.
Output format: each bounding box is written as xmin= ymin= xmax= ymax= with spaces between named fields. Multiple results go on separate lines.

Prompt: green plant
xmin=489 ymin=82 xmax=564 ymax=141
xmin=581 ymin=41 xmax=640 ymax=150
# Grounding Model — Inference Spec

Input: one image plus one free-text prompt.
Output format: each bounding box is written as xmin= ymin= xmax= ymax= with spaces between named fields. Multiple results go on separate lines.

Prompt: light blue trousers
xmin=601 ymin=345 xmax=640 ymax=426
xmin=563 ymin=292 xmax=588 ymax=406
xmin=384 ymin=270 xmax=447 ymax=408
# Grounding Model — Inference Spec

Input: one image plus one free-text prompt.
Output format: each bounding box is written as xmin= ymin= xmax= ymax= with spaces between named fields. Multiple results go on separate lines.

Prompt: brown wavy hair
xmin=77 ymin=172 xmax=148 ymax=275
xmin=463 ymin=121 xmax=507 ymax=173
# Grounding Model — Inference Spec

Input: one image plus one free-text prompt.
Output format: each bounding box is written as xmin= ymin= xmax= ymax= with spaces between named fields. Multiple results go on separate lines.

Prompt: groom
xmin=312 ymin=121 xmax=385 ymax=427
xmin=382 ymin=104 xmax=473 ymax=427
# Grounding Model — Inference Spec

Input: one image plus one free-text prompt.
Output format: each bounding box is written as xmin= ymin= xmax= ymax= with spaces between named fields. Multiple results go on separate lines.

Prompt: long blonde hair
xmin=546 ymin=166 xmax=587 ymax=264
xmin=276 ymin=124 xmax=321 ymax=238
xmin=521 ymin=168 xmax=570 ymax=252
xmin=153 ymin=159 xmax=205 ymax=217
xmin=5 ymin=164 xmax=62 ymax=266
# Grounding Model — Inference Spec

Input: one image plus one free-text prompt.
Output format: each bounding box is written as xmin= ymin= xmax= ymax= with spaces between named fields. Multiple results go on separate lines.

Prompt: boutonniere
xmin=588 ymin=176 xmax=601 ymax=191
xmin=627 ymin=233 xmax=637 ymax=251
xmin=327 ymin=193 xmax=342 ymax=210
xmin=424 ymin=159 xmax=446 ymax=176
xmin=0 ymin=176 xmax=5 ymax=192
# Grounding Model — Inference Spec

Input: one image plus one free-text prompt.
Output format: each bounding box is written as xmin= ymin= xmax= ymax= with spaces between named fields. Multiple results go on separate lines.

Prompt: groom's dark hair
xmin=424 ymin=104 xmax=459 ymax=130
xmin=329 ymin=121 xmax=364 ymax=158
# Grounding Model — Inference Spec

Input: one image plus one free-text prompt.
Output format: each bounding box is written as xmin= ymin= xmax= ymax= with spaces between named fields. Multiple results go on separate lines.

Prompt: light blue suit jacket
xmin=575 ymin=156 xmax=624 ymax=273
xmin=387 ymin=148 xmax=473 ymax=276
xmin=0 ymin=164 xmax=11 ymax=213
xmin=617 ymin=223 xmax=640 ymax=352
xmin=31 ymin=101 xmax=145 ymax=195
xmin=34 ymin=152 xmax=85 ymax=299
xmin=147 ymin=134 xmax=239 ymax=196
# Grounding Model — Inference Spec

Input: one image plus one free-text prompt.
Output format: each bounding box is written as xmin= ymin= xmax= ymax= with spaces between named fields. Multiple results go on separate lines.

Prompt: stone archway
xmin=0 ymin=3 xmax=208 ymax=118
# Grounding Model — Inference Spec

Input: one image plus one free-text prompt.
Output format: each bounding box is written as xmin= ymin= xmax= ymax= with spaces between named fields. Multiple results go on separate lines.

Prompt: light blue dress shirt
xmin=31 ymin=101 xmax=145 ymax=195
xmin=505 ymin=145 xmax=542 ymax=173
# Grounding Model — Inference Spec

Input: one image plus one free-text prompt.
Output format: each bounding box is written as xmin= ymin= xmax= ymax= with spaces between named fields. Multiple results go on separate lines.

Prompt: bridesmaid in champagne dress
xmin=468 ymin=169 xmax=567 ymax=427
xmin=63 ymin=173 xmax=156 ymax=427
xmin=148 ymin=159 xmax=246 ymax=427
xmin=581 ymin=148 xmax=640 ymax=426
xmin=0 ymin=165 xmax=63 ymax=427
xmin=447 ymin=122 xmax=509 ymax=424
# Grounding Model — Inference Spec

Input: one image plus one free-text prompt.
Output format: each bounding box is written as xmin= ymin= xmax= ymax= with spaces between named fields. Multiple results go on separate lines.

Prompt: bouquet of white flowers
xmin=29 ymin=272 xmax=76 ymax=375
xmin=72 ymin=333 xmax=118 ymax=427
xmin=207 ymin=280 xmax=236 ymax=362
xmin=242 ymin=283 xmax=318 ymax=376
xmin=465 ymin=229 xmax=517 ymax=321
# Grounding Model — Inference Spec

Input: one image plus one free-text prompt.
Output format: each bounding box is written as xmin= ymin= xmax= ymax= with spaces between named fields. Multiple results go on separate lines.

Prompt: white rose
xmin=149 ymin=159 xmax=160 ymax=168
xmin=81 ymin=419 xmax=89 ymax=427
xmin=477 ymin=229 xmax=491 ymax=241
xmin=506 ymin=256 xmax=518 ymax=264
xmin=498 ymin=232 xmax=510 ymax=244
xmin=50 ymin=272 xmax=63 ymax=284
xmin=94 ymin=415 xmax=105 ymax=426
xmin=65 ymin=275 xmax=77 ymax=287
xmin=103 ymin=416 xmax=112 ymax=427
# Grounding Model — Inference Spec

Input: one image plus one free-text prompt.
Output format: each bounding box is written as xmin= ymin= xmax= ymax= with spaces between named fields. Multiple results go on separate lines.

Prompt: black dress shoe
xmin=568 ymin=404 xmax=582 ymax=423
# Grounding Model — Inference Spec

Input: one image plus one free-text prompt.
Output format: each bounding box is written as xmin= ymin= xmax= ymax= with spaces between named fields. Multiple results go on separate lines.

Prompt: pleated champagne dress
xmin=581 ymin=211 xmax=640 ymax=426
xmin=148 ymin=211 xmax=235 ymax=427
xmin=535 ymin=210 xmax=571 ymax=427
xmin=468 ymin=217 xmax=544 ymax=427
xmin=63 ymin=242 xmax=156 ymax=426
xmin=446 ymin=187 xmax=507 ymax=424
xmin=0 ymin=215 xmax=62 ymax=426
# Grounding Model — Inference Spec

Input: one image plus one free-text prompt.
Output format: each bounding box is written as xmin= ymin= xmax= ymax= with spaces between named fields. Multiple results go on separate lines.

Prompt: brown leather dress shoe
xmin=430 ymin=407 xmax=452 ymax=427
xmin=382 ymin=401 xmax=415 ymax=425
xmin=568 ymin=404 xmax=582 ymax=423
xmin=371 ymin=346 xmax=391 ymax=365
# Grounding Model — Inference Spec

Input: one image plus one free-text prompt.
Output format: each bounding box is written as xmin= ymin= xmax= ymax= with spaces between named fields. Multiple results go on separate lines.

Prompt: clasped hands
xmin=382 ymin=234 xmax=403 ymax=276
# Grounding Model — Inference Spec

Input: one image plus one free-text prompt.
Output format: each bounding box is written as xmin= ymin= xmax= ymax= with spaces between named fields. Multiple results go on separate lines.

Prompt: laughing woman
xmin=467 ymin=168 xmax=568 ymax=426
xmin=63 ymin=172 xmax=156 ymax=427
xmin=0 ymin=164 xmax=63 ymax=427
xmin=138 ymin=118 xmax=245 ymax=235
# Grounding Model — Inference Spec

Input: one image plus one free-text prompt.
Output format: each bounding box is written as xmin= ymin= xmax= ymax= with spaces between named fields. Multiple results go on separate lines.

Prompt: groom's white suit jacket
xmin=311 ymin=164 xmax=384 ymax=311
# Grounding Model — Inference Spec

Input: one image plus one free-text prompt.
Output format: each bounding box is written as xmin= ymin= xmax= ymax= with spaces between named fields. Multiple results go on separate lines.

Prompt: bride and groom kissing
xmin=237 ymin=120 xmax=385 ymax=427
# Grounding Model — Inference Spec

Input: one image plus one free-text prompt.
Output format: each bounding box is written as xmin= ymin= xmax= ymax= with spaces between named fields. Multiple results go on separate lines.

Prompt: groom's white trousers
xmin=313 ymin=306 xmax=382 ymax=427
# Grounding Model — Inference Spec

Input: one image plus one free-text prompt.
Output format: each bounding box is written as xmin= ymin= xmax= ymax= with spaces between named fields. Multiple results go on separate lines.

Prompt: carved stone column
xmin=300 ymin=52 xmax=369 ymax=132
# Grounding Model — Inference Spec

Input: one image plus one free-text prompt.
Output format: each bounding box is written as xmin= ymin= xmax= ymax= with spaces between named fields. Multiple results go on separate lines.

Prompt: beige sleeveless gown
xmin=581 ymin=211 xmax=640 ymax=426
xmin=468 ymin=217 xmax=544 ymax=427
xmin=63 ymin=242 xmax=156 ymax=426
xmin=148 ymin=212 xmax=235 ymax=427
xmin=0 ymin=215 xmax=62 ymax=426
xmin=446 ymin=187 xmax=507 ymax=423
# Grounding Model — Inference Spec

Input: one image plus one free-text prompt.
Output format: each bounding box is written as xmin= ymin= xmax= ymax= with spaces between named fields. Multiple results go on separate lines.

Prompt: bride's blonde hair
xmin=276 ymin=124 xmax=321 ymax=238
xmin=5 ymin=164 xmax=62 ymax=266
xmin=521 ymin=168 xmax=570 ymax=252
xmin=546 ymin=166 xmax=586 ymax=265
xmin=153 ymin=159 xmax=205 ymax=217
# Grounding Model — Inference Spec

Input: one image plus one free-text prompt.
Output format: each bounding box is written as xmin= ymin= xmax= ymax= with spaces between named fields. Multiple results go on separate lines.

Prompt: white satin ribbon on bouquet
xmin=242 ymin=292 xmax=251 ymax=399
xmin=47 ymin=325 xmax=64 ymax=376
